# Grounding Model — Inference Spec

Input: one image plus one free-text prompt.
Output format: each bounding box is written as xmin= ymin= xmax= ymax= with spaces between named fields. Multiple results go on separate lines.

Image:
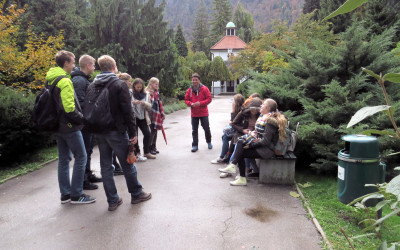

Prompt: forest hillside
xmin=158 ymin=0 xmax=305 ymax=39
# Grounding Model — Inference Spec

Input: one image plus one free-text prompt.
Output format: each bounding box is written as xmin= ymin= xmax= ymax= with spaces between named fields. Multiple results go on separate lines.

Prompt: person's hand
xmin=129 ymin=136 xmax=138 ymax=144
xmin=134 ymin=100 xmax=141 ymax=105
xmin=243 ymin=129 xmax=250 ymax=134
xmin=229 ymin=121 xmax=232 ymax=125
xmin=243 ymin=145 xmax=250 ymax=149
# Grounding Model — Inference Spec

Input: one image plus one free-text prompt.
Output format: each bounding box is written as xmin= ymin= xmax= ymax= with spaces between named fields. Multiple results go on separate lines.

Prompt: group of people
xmin=211 ymin=93 xmax=288 ymax=186
xmin=47 ymin=50 xmax=166 ymax=211
xmin=46 ymin=49 xmax=287 ymax=211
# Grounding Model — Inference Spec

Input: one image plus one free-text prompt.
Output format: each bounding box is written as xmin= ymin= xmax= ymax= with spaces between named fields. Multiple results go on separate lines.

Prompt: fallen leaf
xmin=290 ymin=191 xmax=300 ymax=198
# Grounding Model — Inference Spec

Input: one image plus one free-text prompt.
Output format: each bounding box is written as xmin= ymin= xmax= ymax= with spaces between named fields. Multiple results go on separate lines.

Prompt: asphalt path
xmin=0 ymin=95 xmax=321 ymax=249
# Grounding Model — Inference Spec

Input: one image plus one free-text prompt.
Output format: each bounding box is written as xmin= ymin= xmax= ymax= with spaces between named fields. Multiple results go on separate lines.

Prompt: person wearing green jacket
xmin=45 ymin=50 xmax=96 ymax=205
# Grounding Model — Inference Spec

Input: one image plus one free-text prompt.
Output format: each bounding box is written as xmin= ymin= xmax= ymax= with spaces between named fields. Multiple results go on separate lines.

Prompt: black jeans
xmin=81 ymin=126 xmax=93 ymax=182
xmin=149 ymin=126 xmax=158 ymax=150
xmin=231 ymin=140 xmax=262 ymax=177
xmin=134 ymin=118 xmax=151 ymax=154
xmin=191 ymin=116 xmax=211 ymax=146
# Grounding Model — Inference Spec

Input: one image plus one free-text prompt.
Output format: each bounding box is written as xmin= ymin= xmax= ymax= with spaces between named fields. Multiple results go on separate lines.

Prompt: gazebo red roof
xmin=210 ymin=36 xmax=247 ymax=50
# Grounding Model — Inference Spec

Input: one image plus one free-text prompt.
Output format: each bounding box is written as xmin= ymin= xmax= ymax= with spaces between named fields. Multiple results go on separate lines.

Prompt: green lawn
xmin=0 ymin=146 xmax=58 ymax=184
xmin=296 ymin=172 xmax=400 ymax=249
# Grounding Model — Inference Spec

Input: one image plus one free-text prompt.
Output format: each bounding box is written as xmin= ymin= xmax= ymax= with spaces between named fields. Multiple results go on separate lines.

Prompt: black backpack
xmin=83 ymin=79 xmax=117 ymax=133
xmin=32 ymin=76 xmax=67 ymax=131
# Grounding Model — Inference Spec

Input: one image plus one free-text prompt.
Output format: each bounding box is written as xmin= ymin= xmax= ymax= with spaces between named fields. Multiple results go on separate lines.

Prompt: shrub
xmin=0 ymin=85 xmax=54 ymax=167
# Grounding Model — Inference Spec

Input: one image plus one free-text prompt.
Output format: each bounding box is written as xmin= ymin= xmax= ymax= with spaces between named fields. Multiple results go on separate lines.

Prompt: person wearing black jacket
xmin=71 ymin=55 xmax=102 ymax=190
xmin=89 ymin=55 xmax=151 ymax=211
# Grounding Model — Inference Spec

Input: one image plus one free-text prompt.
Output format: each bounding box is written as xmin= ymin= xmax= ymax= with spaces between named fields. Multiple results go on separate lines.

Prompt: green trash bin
xmin=337 ymin=134 xmax=386 ymax=205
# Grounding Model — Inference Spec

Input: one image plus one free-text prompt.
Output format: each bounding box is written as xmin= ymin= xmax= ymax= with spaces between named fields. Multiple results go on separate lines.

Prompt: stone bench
xmin=257 ymin=151 xmax=296 ymax=185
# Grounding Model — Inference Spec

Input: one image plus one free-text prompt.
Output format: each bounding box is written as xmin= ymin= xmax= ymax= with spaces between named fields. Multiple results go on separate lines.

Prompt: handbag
xmin=223 ymin=125 xmax=235 ymax=138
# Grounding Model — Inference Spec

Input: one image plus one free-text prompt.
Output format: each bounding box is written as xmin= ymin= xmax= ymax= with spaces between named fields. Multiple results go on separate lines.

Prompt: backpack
xmin=32 ymin=76 xmax=67 ymax=131
xmin=83 ymin=79 xmax=117 ymax=133
xmin=274 ymin=122 xmax=299 ymax=156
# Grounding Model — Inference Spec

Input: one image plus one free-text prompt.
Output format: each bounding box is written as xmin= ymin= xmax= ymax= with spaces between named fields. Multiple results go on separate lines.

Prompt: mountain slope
xmin=158 ymin=0 xmax=305 ymax=40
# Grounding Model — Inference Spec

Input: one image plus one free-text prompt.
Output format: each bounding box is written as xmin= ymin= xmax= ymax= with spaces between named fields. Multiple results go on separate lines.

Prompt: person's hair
xmin=248 ymin=97 xmax=262 ymax=108
xmin=133 ymin=78 xmax=145 ymax=93
xmin=55 ymin=50 xmax=75 ymax=68
xmin=233 ymin=94 xmax=245 ymax=113
xmin=149 ymin=77 xmax=159 ymax=86
xmin=250 ymin=93 xmax=261 ymax=98
xmin=79 ymin=55 xmax=95 ymax=69
xmin=192 ymin=73 xmax=200 ymax=80
xmin=97 ymin=55 xmax=116 ymax=72
xmin=265 ymin=98 xmax=287 ymax=142
xmin=118 ymin=73 xmax=132 ymax=81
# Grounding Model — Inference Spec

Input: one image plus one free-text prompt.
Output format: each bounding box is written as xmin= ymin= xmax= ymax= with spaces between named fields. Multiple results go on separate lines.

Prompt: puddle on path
xmin=244 ymin=203 xmax=279 ymax=223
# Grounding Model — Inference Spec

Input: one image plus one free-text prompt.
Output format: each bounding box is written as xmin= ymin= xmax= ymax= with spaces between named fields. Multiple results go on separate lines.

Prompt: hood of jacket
xmin=71 ymin=69 xmax=90 ymax=80
xmin=45 ymin=67 xmax=70 ymax=85
xmin=92 ymin=72 xmax=119 ymax=86
xmin=265 ymin=115 xmax=279 ymax=128
xmin=191 ymin=83 xmax=204 ymax=95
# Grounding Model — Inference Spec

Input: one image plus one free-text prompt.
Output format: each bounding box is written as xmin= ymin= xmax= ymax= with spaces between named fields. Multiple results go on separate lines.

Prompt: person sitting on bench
xmin=218 ymin=98 xmax=287 ymax=186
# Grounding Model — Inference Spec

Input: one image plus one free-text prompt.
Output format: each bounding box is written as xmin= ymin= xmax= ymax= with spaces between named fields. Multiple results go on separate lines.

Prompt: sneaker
xmin=61 ymin=194 xmax=71 ymax=204
xmin=211 ymin=157 xmax=224 ymax=164
xmin=131 ymin=191 xmax=152 ymax=204
xmin=144 ymin=153 xmax=156 ymax=159
xmin=218 ymin=163 xmax=237 ymax=174
xmin=114 ymin=169 xmax=124 ymax=176
xmin=71 ymin=194 xmax=96 ymax=204
xmin=108 ymin=198 xmax=123 ymax=211
xmin=219 ymin=172 xmax=232 ymax=178
xmin=150 ymin=149 xmax=158 ymax=155
xmin=222 ymin=154 xmax=230 ymax=163
xmin=230 ymin=177 xmax=247 ymax=186
xmin=247 ymin=172 xmax=259 ymax=179
xmin=136 ymin=155 xmax=147 ymax=162
xmin=208 ymin=142 xmax=213 ymax=149
xmin=154 ymin=148 xmax=160 ymax=154
xmin=83 ymin=182 xmax=98 ymax=190
xmin=191 ymin=146 xmax=198 ymax=152
xmin=88 ymin=174 xmax=102 ymax=183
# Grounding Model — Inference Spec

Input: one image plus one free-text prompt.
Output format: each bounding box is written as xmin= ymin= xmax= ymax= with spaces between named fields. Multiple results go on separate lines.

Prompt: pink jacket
xmin=185 ymin=84 xmax=212 ymax=117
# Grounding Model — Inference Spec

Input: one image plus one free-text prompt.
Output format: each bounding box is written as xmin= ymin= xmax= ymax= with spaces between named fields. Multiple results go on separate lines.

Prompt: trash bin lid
xmin=341 ymin=134 xmax=379 ymax=159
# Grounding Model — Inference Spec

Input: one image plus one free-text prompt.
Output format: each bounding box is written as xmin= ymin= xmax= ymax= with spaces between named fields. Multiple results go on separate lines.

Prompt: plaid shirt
xmin=150 ymin=90 xmax=165 ymax=130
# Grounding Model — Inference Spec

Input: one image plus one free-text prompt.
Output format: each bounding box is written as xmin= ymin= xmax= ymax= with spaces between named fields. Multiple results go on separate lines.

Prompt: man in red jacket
xmin=185 ymin=73 xmax=212 ymax=152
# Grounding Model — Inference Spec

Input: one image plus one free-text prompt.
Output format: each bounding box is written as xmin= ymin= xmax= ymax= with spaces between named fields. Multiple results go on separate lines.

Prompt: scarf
xmin=151 ymin=90 xmax=165 ymax=130
xmin=133 ymin=90 xmax=146 ymax=100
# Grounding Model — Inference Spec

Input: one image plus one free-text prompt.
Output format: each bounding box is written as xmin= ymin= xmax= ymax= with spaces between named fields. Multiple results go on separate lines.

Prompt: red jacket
xmin=185 ymin=84 xmax=212 ymax=117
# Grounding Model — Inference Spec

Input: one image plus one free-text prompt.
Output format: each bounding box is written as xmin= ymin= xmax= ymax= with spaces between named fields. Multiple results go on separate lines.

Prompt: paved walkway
xmin=0 ymin=96 xmax=321 ymax=249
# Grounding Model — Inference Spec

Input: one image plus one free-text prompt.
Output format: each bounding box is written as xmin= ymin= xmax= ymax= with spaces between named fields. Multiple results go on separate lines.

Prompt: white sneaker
xmin=211 ymin=157 xmax=223 ymax=164
xmin=219 ymin=172 xmax=232 ymax=178
xmin=136 ymin=155 xmax=147 ymax=162
xmin=218 ymin=163 xmax=237 ymax=174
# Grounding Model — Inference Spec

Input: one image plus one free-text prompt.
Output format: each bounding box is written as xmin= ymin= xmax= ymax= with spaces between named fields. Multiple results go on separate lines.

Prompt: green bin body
xmin=337 ymin=135 xmax=386 ymax=205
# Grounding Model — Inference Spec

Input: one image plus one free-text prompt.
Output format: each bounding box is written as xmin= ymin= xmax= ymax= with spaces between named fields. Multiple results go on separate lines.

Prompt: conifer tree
xmin=233 ymin=3 xmax=254 ymax=43
xmin=210 ymin=0 xmax=232 ymax=43
xmin=302 ymin=0 xmax=320 ymax=20
xmin=192 ymin=0 xmax=209 ymax=54
xmin=175 ymin=23 xmax=188 ymax=57
xmin=363 ymin=0 xmax=400 ymax=37
xmin=318 ymin=0 xmax=350 ymax=33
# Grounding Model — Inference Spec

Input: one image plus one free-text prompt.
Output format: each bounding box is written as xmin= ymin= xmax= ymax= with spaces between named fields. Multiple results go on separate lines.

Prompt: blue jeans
xmin=220 ymin=133 xmax=231 ymax=158
xmin=56 ymin=131 xmax=87 ymax=198
xmin=95 ymin=131 xmax=143 ymax=205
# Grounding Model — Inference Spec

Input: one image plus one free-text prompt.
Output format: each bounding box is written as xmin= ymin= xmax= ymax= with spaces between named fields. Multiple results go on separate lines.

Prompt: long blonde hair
xmin=265 ymin=98 xmax=287 ymax=142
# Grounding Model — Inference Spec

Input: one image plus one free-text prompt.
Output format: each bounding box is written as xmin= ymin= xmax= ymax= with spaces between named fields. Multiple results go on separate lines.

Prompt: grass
xmin=296 ymin=172 xmax=400 ymax=249
xmin=163 ymin=100 xmax=187 ymax=114
xmin=0 ymin=146 xmax=58 ymax=184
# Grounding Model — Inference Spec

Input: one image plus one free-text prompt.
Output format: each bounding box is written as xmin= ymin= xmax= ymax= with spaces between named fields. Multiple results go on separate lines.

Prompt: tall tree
xmin=233 ymin=2 xmax=254 ymax=43
xmin=20 ymin=0 xmax=87 ymax=55
xmin=318 ymin=0 xmax=351 ymax=33
xmin=192 ymin=0 xmax=209 ymax=54
xmin=302 ymin=0 xmax=320 ymax=20
xmin=175 ymin=23 xmax=188 ymax=57
xmin=210 ymin=0 xmax=232 ymax=43
xmin=363 ymin=0 xmax=400 ymax=37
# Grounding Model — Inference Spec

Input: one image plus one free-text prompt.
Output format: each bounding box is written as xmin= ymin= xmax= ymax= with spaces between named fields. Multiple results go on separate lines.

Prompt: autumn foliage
xmin=0 ymin=4 xmax=64 ymax=91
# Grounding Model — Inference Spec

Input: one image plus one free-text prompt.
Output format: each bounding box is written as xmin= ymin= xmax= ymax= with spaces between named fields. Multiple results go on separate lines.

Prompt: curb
xmin=295 ymin=182 xmax=334 ymax=250
xmin=1 ymin=157 xmax=58 ymax=184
